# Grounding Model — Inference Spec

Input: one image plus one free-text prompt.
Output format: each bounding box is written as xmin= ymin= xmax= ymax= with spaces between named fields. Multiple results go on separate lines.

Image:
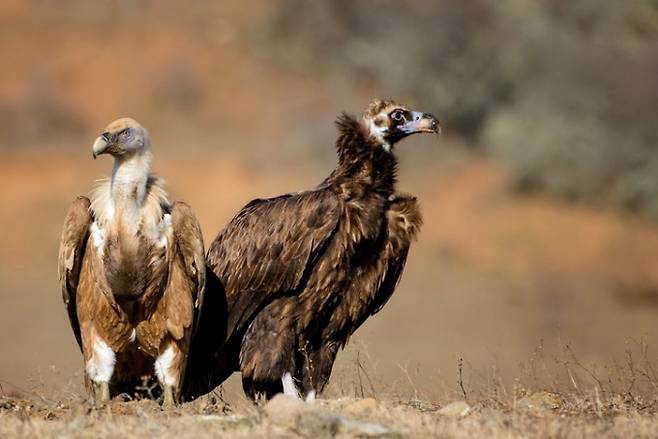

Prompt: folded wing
xmin=206 ymin=189 xmax=340 ymax=338
xmin=57 ymin=196 xmax=93 ymax=350
xmin=167 ymin=201 xmax=206 ymax=340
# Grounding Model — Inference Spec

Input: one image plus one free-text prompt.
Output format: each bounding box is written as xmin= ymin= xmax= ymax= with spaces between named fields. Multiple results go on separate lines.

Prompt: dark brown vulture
xmin=184 ymin=100 xmax=438 ymax=401
xmin=58 ymin=118 xmax=205 ymax=405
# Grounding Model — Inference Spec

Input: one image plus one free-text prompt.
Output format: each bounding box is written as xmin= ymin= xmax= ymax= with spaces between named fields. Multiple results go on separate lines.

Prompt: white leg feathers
xmin=282 ymin=372 xmax=301 ymax=400
xmin=154 ymin=345 xmax=178 ymax=388
xmin=305 ymin=390 xmax=316 ymax=403
xmin=86 ymin=337 xmax=116 ymax=384
xmin=155 ymin=345 xmax=180 ymax=406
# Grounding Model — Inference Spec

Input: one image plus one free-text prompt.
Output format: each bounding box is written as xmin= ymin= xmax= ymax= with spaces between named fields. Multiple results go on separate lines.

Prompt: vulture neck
xmin=110 ymin=150 xmax=153 ymax=213
xmin=331 ymin=114 xmax=398 ymax=198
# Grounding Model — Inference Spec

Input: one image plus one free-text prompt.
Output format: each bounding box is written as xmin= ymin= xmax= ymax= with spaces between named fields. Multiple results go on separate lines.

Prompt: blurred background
xmin=1 ymin=0 xmax=657 ymax=403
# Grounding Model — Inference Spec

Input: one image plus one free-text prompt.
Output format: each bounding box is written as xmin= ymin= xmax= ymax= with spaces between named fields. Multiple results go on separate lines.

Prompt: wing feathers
xmin=169 ymin=201 xmax=206 ymax=336
xmin=58 ymin=196 xmax=93 ymax=350
xmin=207 ymin=189 xmax=341 ymax=337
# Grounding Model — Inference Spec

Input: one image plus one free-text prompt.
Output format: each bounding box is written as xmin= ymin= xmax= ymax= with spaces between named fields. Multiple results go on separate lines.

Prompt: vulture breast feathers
xmin=58 ymin=118 xmax=205 ymax=405
xmin=184 ymin=100 xmax=439 ymax=402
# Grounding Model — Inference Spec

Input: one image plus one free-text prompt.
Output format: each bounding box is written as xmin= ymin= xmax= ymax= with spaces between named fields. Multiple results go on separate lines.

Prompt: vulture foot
xmin=162 ymin=384 xmax=177 ymax=407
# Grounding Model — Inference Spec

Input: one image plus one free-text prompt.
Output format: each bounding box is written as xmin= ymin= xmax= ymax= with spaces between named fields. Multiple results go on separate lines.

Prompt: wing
xmin=368 ymin=248 xmax=410 ymax=316
xmin=167 ymin=201 xmax=206 ymax=339
xmin=207 ymin=188 xmax=340 ymax=338
xmin=58 ymin=196 xmax=93 ymax=350
xmin=369 ymin=194 xmax=422 ymax=316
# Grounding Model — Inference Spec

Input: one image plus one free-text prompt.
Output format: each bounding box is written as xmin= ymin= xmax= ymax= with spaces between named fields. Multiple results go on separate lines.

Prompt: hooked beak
xmin=92 ymin=132 xmax=111 ymax=159
xmin=399 ymin=111 xmax=440 ymax=135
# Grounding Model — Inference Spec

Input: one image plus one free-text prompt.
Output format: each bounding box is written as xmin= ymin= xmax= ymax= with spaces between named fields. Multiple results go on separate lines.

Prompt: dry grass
xmin=2 ymin=348 xmax=657 ymax=438
xmin=1 ymin=386 xmax=656 ymax=438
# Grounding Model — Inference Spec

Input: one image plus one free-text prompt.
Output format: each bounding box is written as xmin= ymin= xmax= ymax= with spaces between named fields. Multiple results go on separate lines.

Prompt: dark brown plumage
xmin=59 ymin=118 xmax=205 ymax=405
xmin=183 ymin=100 xmax=438 ymax=401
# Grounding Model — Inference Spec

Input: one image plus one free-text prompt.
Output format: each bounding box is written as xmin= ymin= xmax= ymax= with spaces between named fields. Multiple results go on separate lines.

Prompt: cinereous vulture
xmin=184 ymin=100 xmax=439 ymax=402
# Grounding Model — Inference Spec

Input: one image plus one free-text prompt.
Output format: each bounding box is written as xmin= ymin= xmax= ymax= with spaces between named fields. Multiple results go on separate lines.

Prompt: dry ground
xmin=1 ymin=390 xmax=657 ymax=438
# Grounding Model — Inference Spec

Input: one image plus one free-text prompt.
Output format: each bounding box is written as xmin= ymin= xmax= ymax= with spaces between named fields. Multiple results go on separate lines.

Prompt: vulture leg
xmin=163 ymin=385 xmax=175 ymax=407
xmin=99 ymin=382 xmax=110 ymax=403
xmin=83 ymin=324 xmax=117 ymax=403
xmin=155 ymin=343 xmax=185 ymax=406
xmin=239 ymin=298 xmax=299 ymax=401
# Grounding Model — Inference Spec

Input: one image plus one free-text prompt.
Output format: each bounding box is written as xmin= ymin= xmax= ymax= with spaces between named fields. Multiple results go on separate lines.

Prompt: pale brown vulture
xmin=183 ymin=100 xmax=439 ymax=401
xmin=58 ymin=118 xmax=205 ymax=405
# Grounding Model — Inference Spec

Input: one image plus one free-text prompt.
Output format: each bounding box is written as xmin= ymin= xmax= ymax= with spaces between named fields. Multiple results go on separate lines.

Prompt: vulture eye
xmin=119 ymin=128 xmax=131 ymax=140
xmin=390 ymin=110 xmax=405 ymax=122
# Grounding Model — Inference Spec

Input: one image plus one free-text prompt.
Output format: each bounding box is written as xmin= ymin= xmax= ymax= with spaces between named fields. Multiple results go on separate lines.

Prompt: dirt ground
xmin=1 ymin=391 xmax=657 ymax=438
xmin=1 ymin=2 xmax=657 ymax=437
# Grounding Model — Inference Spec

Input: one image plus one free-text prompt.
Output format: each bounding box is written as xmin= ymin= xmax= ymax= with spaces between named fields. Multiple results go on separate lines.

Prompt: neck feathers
xmin=335 ymin=113 xmax=369 ymax=167
xmin=330 ymin=113 xmax=398 ymax=197
xmin=110 ymin=150 xmax=153 ymax=207
xmin=90 ymin=149 xmax=170 ymax=233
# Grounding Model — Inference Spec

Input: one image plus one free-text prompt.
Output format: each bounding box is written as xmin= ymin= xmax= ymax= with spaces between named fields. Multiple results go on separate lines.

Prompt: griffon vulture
xmin=58 ymin=118 xmax=205 ymax=404
xmin=183 ymin=100 xmax=438 ymax=401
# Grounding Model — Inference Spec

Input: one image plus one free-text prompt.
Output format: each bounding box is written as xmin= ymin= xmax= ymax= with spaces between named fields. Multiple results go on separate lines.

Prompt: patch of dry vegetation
xmin=2 ymin=348 xmax=657 ymax=439
xmin=0 ymin=389 xmax=656 ymax=438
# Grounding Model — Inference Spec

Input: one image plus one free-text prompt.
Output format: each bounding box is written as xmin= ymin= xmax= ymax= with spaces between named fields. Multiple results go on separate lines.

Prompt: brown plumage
xmin=183 ymin=100 xmax=439 ymax=401
xmin=58 ymin=118 xmax=205 ymax=405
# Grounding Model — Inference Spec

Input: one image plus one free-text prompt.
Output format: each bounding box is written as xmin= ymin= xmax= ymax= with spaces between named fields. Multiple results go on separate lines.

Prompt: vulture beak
xmin=92 ymin=132 xmax=111 ymax=159
xmin=399 ymin=112 xmax=441 ymax=135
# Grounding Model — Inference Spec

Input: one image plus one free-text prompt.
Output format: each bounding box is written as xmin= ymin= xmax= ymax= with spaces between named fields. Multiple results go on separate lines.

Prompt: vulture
xmin=183 ymin=99 xmax=439 ymax=402
xmin=58 ymin=118 xmax=205 ymax=405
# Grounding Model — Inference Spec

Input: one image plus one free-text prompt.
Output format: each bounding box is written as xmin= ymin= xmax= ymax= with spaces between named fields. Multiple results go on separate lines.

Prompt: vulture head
xmin=92 ymin=118 xmax=151 ymax=160
xmin=362 ymin=99 xmax=439 ymax=151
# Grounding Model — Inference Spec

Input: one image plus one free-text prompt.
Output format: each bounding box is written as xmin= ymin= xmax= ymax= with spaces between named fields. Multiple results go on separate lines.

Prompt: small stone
xmin=265 ymin=395 xmax=393 ymax=436
xmin=516 ymin=392 xmax=562 ymax=411
xmin=264 ymin=394 xmax=343 ymax=434
xmin=438 ymin=401 xmax=472 ymax=418
xmin=344 ymin=398 xmax=378 ymax=415
xmin=264 ymin=394 xmax=311 ymax=425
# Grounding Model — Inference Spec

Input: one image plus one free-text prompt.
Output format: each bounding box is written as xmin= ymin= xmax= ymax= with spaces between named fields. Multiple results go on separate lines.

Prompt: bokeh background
xmin=1 ymin=0 xmax=657 ymax=403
